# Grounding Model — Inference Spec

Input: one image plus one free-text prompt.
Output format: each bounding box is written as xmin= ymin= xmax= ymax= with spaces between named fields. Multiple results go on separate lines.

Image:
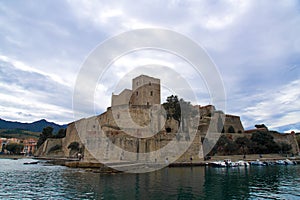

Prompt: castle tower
xmin=130 ymin=75 xmax=160 ymax=106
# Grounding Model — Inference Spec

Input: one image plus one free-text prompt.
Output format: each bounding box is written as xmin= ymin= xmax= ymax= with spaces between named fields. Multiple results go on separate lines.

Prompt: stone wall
xmin=111 ymin=89 xmax=132 ymax=107
xmin=34 ymin=138 xmax=64 ymax=157
xmin=131 ymin=75 xmax=160 ymax=106
xmin=225 ymin=132 xmax=299 ymax=154
xmin=111 ymin=75 xmax=161 ymax=107
xmin=272 ymin=133 xmax=299 ymax=154
xmin=36 ymin=111 xmax=299 ymax=161
xmin=99 ymin=105 xmax=167 ymax=137
xmin=223 ymin=114 xmax=244 ymax=133
xmin=48 ymin=108 xmax=202 ymax=163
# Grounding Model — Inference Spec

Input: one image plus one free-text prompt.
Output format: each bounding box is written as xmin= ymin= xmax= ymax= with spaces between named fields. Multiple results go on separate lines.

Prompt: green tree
xmin=278 ymin=142 xmax=292 ymax=154
xmin=5 ymin=143 xmax=24 ymax=154
xmin=163 ymin=95 xmax=180 ymax=122
xmin=224 ymin=140 xmax=238 ymax=155
xmin=162 ymin=95 xmax=196 ymax=131
xmin=37 ymin=126 xmax=54 ymax=148
xmin=235 ymin=136 xmax=251 ymax=155
xmin=54 ymin=128 xmax=66 ymax=138
xmin=250 ymin=131 xmax=280 ymax=154
xmin=209 ymin=135 xmax=227 ymax=155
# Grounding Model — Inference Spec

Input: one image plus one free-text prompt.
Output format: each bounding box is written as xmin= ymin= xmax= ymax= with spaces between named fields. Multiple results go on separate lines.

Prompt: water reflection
xmin=203 ymin=167 xmax=251 ymax=199
xmin=0 ymin=159 xmax=300 ymax=199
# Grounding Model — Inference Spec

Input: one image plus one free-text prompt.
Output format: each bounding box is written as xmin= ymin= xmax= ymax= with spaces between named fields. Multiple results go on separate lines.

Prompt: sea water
xmin=0 ymin=158 xmax=299 ymax=199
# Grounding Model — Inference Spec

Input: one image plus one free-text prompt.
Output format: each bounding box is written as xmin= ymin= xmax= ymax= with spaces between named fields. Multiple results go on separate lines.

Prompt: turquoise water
xmin=0 ymin=158 xmax=300 ymax=199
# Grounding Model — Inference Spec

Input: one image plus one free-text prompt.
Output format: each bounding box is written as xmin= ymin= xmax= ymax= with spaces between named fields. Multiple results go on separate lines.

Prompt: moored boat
xmin=236 ymin=160 xmax=250 ymax=167
xmin=211 ymin=161 xmax=227 ymax=167
xmin=250 ymin=159 xmax=265 ymax=166
xmin=23 ymin=161 xmax=38 ymax=165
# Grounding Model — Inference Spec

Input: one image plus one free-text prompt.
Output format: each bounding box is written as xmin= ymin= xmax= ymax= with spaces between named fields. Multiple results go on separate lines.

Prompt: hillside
xmin=0 ymin=118 xmax=67 ymax=133
xmin=0 ymin=129 xmax=40 ymax=139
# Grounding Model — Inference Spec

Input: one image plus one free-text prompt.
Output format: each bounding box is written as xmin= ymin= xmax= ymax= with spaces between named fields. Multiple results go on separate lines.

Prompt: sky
xmin=0 ymin=0 xmax=299 ymax=132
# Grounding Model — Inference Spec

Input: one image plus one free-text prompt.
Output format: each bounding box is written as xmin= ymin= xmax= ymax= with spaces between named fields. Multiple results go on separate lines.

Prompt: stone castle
xmin=36 ymin=75 xmax=299 ymax=164
xmin=112 ymin=75 xmax=161 ymax=107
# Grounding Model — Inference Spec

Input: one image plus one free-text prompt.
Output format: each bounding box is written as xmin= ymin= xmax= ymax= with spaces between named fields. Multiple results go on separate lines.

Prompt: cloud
xmin=242 ymin=79 xmax=300 ymax=130
xmin=0 ymin=57 xmax=73 ymax=123
xmin=0 ymin=0 xmax=299 ymax=129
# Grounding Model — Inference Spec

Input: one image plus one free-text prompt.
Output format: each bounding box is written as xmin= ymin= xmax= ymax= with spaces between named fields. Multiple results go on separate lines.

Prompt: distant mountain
xmin=273 ymin=123 xmax=300 ymax=133
xmin=0 ymin=118 xmax=67 ymax=133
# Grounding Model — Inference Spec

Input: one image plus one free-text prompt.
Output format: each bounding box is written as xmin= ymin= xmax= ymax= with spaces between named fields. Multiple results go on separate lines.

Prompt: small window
xmin=166 ymin=127 xmax=171 ymax=133
xmin=136 ymin=82 xmax=139 ymax=86
xmin=149 ymin=82 xmax=151 ymax=86
xmin=150 ymin=91 xmax=153 ymax=96
xmin=136 ymin=91 xmax=138 ymax=96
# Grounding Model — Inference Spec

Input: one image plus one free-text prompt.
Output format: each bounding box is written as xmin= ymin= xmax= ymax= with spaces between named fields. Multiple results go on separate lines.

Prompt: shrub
xmin=5 ymin=143 xmax=24 ymax=154
xmin=250 ymin=131 xmax=280 ymax=154
xmin=278 ymin=142 xmax=292 ymax=154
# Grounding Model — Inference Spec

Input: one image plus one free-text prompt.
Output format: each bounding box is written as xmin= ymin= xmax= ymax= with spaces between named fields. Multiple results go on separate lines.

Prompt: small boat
xmin=224 ymin=159 xmax=239 ymax=167
xmin=23 ymin=161 xmax=38 ymax=165
xmin=284 ymin=159 xmax=295 ymax=165
xmin=236 ymin=160 xmax=249 ymax=167
xmin=211 ymin=161 xmax=227 ymax=167
xmin=276 ymin=160 xmax=286 ymax=165
xmin=250 ymin=159 xmax=265 ymax=166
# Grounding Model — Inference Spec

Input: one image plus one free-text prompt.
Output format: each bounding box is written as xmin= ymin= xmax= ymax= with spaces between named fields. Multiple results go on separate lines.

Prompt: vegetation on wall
xmin=162 ymin=95 xmax=197 ymax=129
xmin=296 ymin=134 xmax=300 ymax=147
xmin=209 ymin=131 xmax=292 ymax=156
xmin=37 ymin=127 xmax=66 ymax=148
xmin=37 ymin=127 xmax=54 ymax=148
xmin=53 ymin=128 xmax=66 ymax=139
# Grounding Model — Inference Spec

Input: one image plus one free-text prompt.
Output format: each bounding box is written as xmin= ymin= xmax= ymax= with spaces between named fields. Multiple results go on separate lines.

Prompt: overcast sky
xmin=0 ymin=0 xmax=299 ymax=132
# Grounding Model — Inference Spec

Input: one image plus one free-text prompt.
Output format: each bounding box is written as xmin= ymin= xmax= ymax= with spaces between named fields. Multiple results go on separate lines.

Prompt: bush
xmin=5 ymin=143 xmax=24 ymax=154
xmin=250 ymin=131 xmax=280 ymax=154
xmin=278 ymin=142 xmax=292 ymax=154
xmin=37 ymin=126 xmax=54 ymax=148
xmin=53 ymin=128 xmax=66 ymax=138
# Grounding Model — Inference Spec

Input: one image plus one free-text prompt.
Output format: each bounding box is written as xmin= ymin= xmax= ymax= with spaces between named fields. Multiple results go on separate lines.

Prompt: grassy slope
xmin=0 ymin=129 xmax=40 ymax=139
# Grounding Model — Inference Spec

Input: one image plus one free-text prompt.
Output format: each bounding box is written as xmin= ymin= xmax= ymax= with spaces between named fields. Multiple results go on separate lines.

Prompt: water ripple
xmin=1 ymin=159 xmax=300 ymax=199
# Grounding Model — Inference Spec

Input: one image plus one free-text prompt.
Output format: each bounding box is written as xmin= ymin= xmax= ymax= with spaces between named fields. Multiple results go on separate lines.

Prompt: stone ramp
xmin=103 ymin=161 xmax=165 ymax=173
xmin=108 ymin=162 xmax=146 ymax=172
xmin=64 ymin=159 xmax=166 ymax=173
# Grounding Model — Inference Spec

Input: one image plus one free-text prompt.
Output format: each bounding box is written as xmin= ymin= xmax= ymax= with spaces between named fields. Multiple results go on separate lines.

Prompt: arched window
xmin=228 ymin=126 xmax=235 ymax=133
